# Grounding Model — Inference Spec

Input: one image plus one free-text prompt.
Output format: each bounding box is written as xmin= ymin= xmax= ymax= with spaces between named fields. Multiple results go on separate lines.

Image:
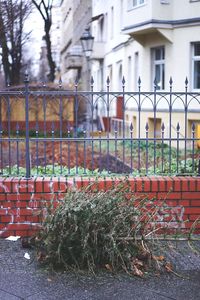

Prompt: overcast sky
xmin=24 ymin=7 xmax=44 ymax=76
xmin=24 ymin=2 xmax=61 ymax=77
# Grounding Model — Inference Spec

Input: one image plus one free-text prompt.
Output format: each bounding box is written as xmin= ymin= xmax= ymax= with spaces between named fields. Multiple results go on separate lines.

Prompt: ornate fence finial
xmin=161 ymin=122 xmax=165 ymax=132
xmin=106 ymin=76 xmax=110 ymax=86
xmin=122 ymin=76 xmax=125 ymax=87
xmin=153 ymin=78 xmax=157 ymax=89
xmin=7 ymin=80 xmax=10 ymax=88
xmin=97 ymin=119 xmax=102 ymax=132
xmin=192 ymin=122 xmax=195 ymax=132
xmin=59 ymin=77 xmax=62 ymax=88
xmin=83 ymin=124 xmax=86 ymax=135
xmin=75 ymin=77 xmax=79 ymax=87
xmin=24 ymin=70 xmax=29 ymax=83
xmin=90 ymin=76 xmax=94 ymax=86
xmin=176 ymin=122 xmax=180 ymax=132
xmin=169 ymin=77 xmax=173 ymax=87
xmin=130 ymin=123 xmax=133 ymax=133
xmin=16 ymin=122 xmax=19 ymax=134
xmin=35 ymin=122 xmax=39 ymax=135
xmin=138 ymin=77 xmax=141 ymax=88
xmin=114 ymin=122 xmax=118 ymax=133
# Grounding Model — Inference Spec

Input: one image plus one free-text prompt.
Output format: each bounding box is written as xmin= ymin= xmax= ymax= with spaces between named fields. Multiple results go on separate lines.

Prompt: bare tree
xmin=0 ymin=0 xmax=31 ymax=86
xmin=32 ymin=0 xmax=56 ymax=82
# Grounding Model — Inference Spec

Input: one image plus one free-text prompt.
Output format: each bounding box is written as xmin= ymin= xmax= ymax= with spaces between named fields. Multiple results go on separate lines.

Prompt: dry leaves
xmin=131 ymin=258 xmax=145 ymax=277
xmin=165 ymin=262 xmax=173 ymax=272
xmin=105 ymin=264 xmax=113 ymax=272
xmin=153 ymin=255 xmax=165 ymax=262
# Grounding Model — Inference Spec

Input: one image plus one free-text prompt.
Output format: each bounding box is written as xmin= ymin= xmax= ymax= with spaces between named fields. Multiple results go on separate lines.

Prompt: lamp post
xmin=80 ymin=26 xmax=94 ymax=133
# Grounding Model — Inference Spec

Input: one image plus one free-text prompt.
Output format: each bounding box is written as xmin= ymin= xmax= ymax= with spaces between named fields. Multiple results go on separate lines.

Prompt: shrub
xmin=35 ymin=183 xmax=175 ymax=275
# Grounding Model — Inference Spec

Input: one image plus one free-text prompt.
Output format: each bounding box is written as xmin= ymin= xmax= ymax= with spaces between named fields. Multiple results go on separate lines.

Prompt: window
xmin=118 ymin=63 xmax=122 ymax=90
xmin=127 ymin=56 xmax=132 ymax=91
xmin=108 ymin=65 xmax=113 ymax=89
xmin=110 ymin=6 xmax=114 ymax=39
xmin=98 ymin=16 xmax=104 ymax=42
xmin=152 ymin=46 xmax=165 ymax=90
xmin=192 ymin=43 xmax=200 ymax=90
xmin=127 ymin=0 xmax=145 ymax=10
xmin=133 ymin=0 xmax=145 ymax=6
xmin=134 ymin=52 xmax=139 ymax=89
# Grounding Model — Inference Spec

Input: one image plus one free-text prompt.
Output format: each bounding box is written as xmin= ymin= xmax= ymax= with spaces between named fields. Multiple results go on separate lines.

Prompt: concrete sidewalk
xmin=0 ymin=239 xmax=199 ymax=300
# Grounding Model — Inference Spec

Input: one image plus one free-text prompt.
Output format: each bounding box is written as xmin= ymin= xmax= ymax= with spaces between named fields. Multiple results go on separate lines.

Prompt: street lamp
xmin=80 ymin=26 xmax=94 ymax=60
xmin=80 ymin=26 xmax=94 ymax=133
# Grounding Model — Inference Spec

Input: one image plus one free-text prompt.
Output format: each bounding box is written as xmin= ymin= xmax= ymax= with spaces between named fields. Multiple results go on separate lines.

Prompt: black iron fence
xmin=0 ymin=75 xmax=200 ymax=177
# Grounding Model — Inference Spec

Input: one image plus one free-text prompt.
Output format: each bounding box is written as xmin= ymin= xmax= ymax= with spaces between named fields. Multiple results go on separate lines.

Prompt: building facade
xmin=60 ymin=0 xmax=92 ymax=89
xmin=90 ymin=0 xmax=200 ymax=142
xmin=59 ymin=0 xmax=200 ymax=143
xmin=91 ymin=0 xmax=200 ymax=92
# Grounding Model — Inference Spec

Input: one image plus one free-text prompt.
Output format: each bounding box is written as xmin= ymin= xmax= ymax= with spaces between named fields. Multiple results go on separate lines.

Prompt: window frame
xmin=127 ymin=0 xmax=146 ymax=11
xmin=192 ymin=42 xmax=200 ymax=91
xmin=151 ymin=46 xmax=165 ymax=91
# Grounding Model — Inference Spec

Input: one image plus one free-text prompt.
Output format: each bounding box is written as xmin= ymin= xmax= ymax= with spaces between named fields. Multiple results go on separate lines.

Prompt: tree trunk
xmin=45 ymin=25 xmax=56 ymax=82
xmin=32 ymin=0 xmax=56 ymax=83
xmin=0 ymin=8 xmax=11 ymax=85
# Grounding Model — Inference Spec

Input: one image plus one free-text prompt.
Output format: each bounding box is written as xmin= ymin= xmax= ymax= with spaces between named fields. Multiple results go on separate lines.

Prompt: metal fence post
xmin=24 ymin=72 xmax=30 ymax=178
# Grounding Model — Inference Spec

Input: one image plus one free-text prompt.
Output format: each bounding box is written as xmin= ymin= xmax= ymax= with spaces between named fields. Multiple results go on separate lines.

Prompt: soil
xmin=1 ymin=141 xmax=131 ymax=174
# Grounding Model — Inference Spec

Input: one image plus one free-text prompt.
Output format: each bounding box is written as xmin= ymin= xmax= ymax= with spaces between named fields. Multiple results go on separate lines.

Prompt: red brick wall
xmin=0 ymin=176 xmax=199 ymax=237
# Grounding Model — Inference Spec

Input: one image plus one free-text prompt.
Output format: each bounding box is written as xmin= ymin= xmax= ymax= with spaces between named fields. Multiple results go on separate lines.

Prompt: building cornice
xmin=122 ymin=17 xmax=200 ymax=32
xmin=112 ymin=37 xmax=134 ymax=52
xmin=61 ymin=39 xmax=72 ymax=55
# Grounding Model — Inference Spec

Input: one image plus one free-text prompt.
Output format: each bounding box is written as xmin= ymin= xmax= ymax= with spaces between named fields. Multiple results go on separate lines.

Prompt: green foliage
xmin=36 ymin=184 xmax=158 ymax=274
xmin=2 ymin=165 xmax=109 ymax=177
xmin=2 ymin=158 xmax=198 ymax=176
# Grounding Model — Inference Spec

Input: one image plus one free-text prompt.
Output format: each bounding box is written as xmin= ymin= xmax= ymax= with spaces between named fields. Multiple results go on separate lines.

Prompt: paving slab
xmin=0 ymin=239 xmax=199 ymax=300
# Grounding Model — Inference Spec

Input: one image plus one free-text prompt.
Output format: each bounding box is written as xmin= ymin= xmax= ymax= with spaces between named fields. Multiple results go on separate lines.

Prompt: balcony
xmin=122 ymin=0 xmax=200 ymax=44
xmin=65 ymin=45 xmax=82 ymax=70
xmin=65 ymin=55 xmax=82 ymax=70
xmin=122 ymin=0 xmax=173 ymax=43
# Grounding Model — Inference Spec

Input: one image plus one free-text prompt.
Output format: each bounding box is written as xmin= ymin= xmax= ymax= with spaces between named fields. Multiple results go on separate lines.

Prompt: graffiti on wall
xmin=0 ymin=180 xmax=186 ymax=237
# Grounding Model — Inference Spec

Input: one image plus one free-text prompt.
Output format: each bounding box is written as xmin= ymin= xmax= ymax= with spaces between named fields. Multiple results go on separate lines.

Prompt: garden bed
xmin=0 ymin=140 xmax=199 ymax=176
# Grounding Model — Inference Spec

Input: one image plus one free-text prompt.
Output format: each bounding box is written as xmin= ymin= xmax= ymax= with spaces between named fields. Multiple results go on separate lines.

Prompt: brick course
xmin=0 ymin=176 xmax=199 ymax=237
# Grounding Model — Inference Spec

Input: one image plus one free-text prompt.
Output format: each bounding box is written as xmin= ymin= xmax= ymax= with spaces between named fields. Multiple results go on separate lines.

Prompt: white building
xmin=60 ymin=0 xmax=92 ymax=88
xmin=59 ymin=0 xmax=200 ymax=142
xmin=91 ymin=0 xmax=200 ymax=92
xmin=90 ymin=0 xmax=200 ymax=142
